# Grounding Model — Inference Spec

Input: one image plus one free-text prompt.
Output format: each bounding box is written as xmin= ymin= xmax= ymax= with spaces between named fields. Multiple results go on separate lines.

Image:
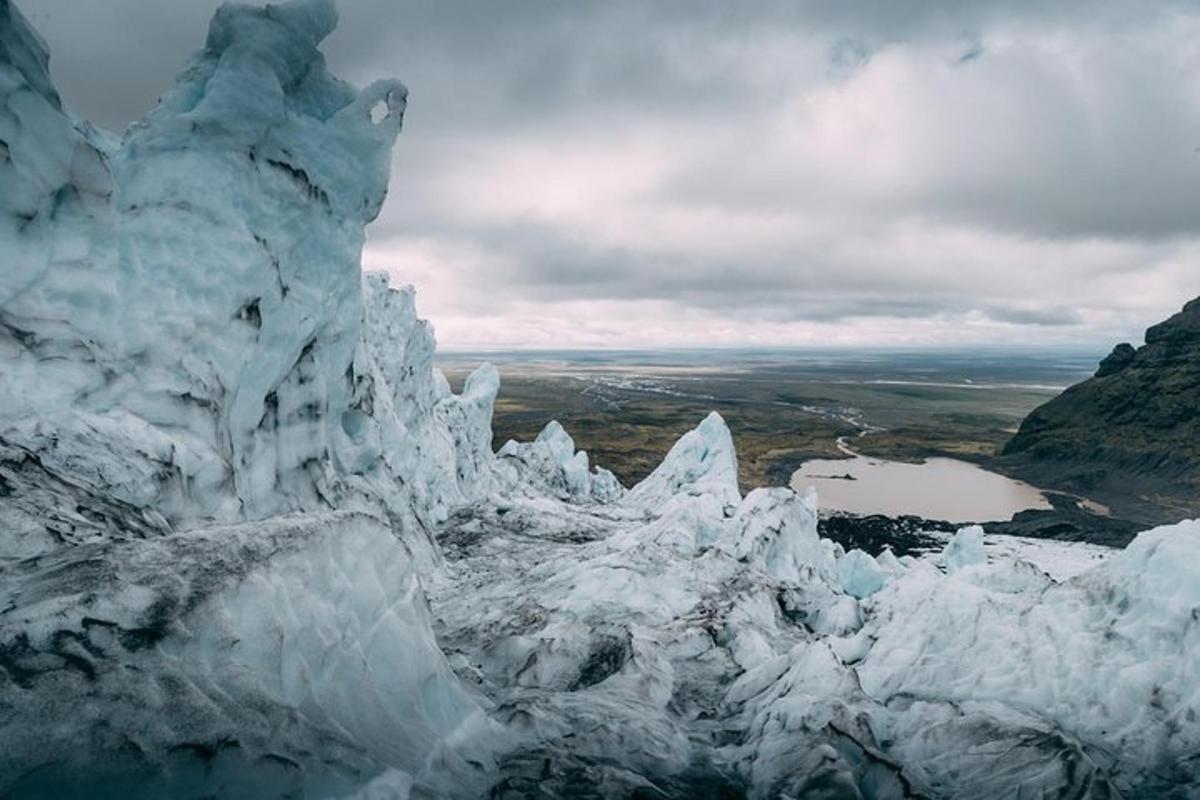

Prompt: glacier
xmin=2 ymin=1 xmax=1199 ymax=798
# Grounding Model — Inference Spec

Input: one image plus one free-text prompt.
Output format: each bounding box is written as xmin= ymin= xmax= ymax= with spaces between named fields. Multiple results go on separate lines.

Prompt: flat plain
xmin=439 ymin=349 xmax=1100 ymax=491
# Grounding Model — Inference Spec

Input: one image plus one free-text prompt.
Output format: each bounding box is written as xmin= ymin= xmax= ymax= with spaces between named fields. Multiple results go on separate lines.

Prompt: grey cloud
xmin=982 ymin=306 xmax=1083 ymax=327
xmin=955 ymin=41 xmax=985 ymax=64
xmin=21 ymin=1 xmax=222 ymax=131
xmin=371 ymin=220 xmax=1081 ymax=329
xmin=790 ymin=0 xmax=1195 ymax=42
xmin=19 ymin=0 xmax=1200 ymax=346
xmin=37 ymin=0 xmax=1190 ymax=133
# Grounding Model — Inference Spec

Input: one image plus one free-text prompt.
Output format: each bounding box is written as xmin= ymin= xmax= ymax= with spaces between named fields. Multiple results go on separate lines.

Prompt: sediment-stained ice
xmin=497 ymin=420 xmax=625 ymax=503
xmin=0 ymin=512 xmax=496 ymax=798
xmin=623 ymin=410 xmax=741 ymax=511
xmin=2 ymin=1 xmax=1198 ymax=798
xmin=0 ymin=0 xmax=495 ymax=560
xmin=1 ymin=0 xmax=497 ymax=795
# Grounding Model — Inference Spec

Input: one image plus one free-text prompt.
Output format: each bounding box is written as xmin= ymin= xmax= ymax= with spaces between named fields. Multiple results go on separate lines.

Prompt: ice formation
xmin=837 ymin=548 xmax=886 ymax=599
xmin=2 ymin=1 xmax=1199 ymax=798
xmin=496 ymin=420 xmax=624 ymax=503
xmin=942 ymin=524 xmax=986 ymax=573
xmin=0 ymin=0 xmax=495 ymax=563
xmin=623 ymin=410 xmax=741 ymax=510
xmin=0 ymin=512 xmax=495 ymax=798
xmin=2 ymin=0 xmax=497 ymax=792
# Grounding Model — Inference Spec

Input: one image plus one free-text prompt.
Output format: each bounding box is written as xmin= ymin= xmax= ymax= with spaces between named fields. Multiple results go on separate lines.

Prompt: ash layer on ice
xmin=1 ymin=2 xmax=1198 ymax=798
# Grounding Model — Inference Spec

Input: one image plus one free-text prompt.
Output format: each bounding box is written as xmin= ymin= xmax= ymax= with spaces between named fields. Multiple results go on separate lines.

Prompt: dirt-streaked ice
xmin=1 ymin=1 xmax=1197 ymax=798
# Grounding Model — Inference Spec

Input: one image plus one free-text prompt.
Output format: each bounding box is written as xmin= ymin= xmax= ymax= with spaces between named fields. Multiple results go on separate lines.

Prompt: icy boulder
xmin=1088 ymin=519 xmax=1200 ymax=617
xmin=624 ymin=411 xmax=740 ymax=510
xmin=875 ymin=546 xmax=906 ymax=576
xmin=942 ymin=524 xmax=986 ymax=572
xmin=838 ymin=548 xmax=885 ymax=598
xmin=497 ymin=420 xmax=626 ymax=503
xmin=0 ymin=0 xmax=496 ymax=559
xmin=609 ymin=412 xmax=741 ymax=553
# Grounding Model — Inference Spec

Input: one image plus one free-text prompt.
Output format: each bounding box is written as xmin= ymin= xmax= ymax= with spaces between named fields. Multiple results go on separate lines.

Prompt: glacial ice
xmin=0 ymin=0 xmax=495 ymax=563
xmin=2 ymin=1 xmax=1199 ymax=798
xmin=2 ymin=0 xmax=497 ymax=793
xmin=497 ymin=420 xmax=625 ymax=503
xmin=623 ymin=410 xmax=741 ymax=511
xmin=837 ymin=548 xmax=885 ymax=598
xmin=0 ymin=513 xmax=496 ymax=798
xmin=942 ymin=524 xmax=986 ymax=572
xmin=720 ymin=486 xmax=837 ymax=584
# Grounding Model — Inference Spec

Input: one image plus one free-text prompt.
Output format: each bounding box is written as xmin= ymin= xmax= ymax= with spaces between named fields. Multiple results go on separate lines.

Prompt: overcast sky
xmin=21 ymin=0 xmax=1200 ymax=349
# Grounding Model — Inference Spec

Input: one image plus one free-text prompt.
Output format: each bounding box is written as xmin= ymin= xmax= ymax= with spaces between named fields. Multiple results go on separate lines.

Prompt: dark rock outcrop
xmin=1094 ymin=342 xmax=1136 ymax=377
xmin=818 ymin=513 xmax=954 ymax=556
xmin=981 ymin=492 xmax=1142 ymax=547
xmin=1001 ymin=297 xmax=1200 ymax=524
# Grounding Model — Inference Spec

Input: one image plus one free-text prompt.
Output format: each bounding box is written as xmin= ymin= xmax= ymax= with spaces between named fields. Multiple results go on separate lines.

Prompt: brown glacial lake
xmin=791 ymin=447 xmax=1054 ymax=523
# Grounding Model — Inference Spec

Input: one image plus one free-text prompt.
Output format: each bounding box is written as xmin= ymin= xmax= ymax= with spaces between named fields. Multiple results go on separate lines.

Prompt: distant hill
xmin=1001 ymin=298 xmax=1200 ymax=524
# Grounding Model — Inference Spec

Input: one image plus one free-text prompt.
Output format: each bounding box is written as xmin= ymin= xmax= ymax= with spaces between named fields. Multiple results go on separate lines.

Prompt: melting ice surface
xmin=792 ymin=447 xmax=1052 ymax=522
xmin=2 ymin=1 xmax=1199 ymax=798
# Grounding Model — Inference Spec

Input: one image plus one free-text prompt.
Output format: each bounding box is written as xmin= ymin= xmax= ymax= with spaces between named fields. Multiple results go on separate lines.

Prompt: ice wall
xmin=0 ymin=2 xmax=501 ymax=794
xmin=0 ymin=0 xmax=495 ymax=559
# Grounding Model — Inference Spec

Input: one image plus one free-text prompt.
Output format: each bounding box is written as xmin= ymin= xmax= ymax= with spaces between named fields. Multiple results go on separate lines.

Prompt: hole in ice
xmin=370 ymin=100 xmax=389 ymax=125
xmin=235 ymin=298 xmax=262 ymax=329
xmin=341 ymin=409 xmax=368 ymax=438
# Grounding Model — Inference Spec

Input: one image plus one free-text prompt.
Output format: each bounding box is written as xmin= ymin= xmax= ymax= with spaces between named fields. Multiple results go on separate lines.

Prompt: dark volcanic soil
xmin=820 ymin=492 xmax=1142 ymax=557
xmin=818 ymin=513 xmax=953 ymax=557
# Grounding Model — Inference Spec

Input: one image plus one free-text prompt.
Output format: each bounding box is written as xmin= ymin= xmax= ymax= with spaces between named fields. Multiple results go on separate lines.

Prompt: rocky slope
xmin=1002 ymin=297 xmax=1200 ymax=523
xmin=2 ymin=2 xmax=1199 ymax=798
